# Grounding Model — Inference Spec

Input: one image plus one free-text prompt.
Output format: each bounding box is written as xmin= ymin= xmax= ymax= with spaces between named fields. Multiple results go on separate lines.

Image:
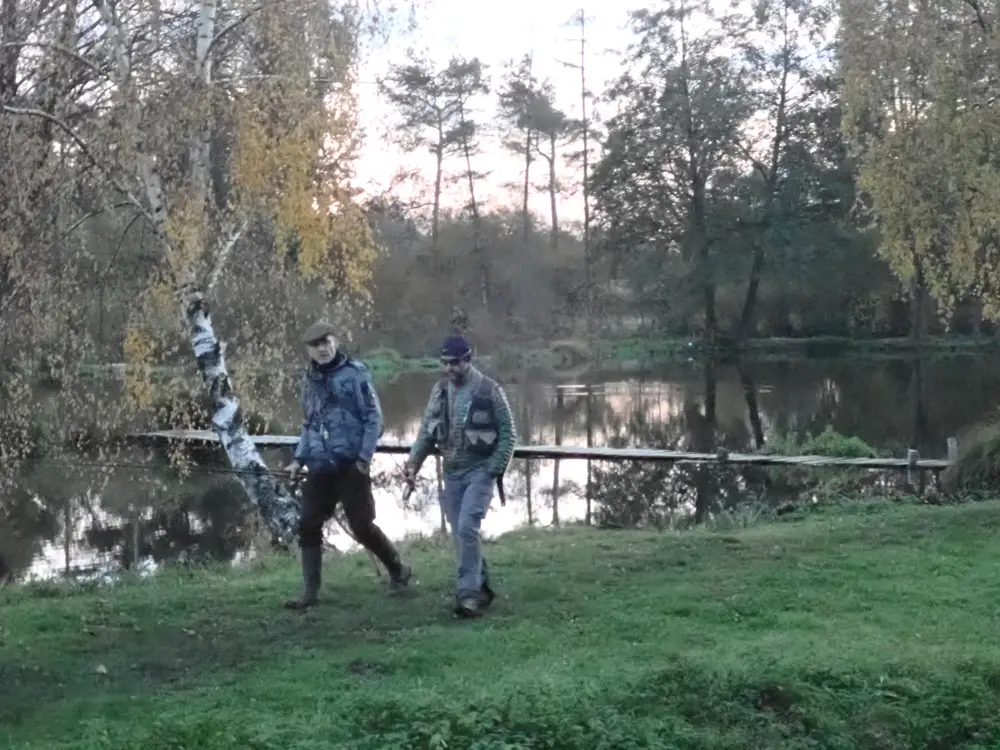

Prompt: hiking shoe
xmin=454 ymin=596 xmax=483 ymax=619
xmin=284 ymin=594 xmax=318 ymax=610
xmin=481 ymin=582 xmax=496 ymax=607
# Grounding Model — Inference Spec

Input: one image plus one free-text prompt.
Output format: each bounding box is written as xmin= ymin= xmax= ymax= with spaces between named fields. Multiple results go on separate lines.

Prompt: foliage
xmin=941 ymin=421 xmax=1000 ymax=493
xmin=839 ymin=0 xmax=1000 ymax=322
xmin=5 ymin=502 xmax=1000 ymax=748
xmin=766 ymin=425 xmax=878 ymax=459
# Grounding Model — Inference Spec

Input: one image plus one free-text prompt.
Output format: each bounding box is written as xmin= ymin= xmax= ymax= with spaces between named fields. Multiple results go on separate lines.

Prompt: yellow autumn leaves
xmin=839 ymin=0 xmax=1000 ymax=321
xmin=121 ymin=2 xmax=380 ymax=411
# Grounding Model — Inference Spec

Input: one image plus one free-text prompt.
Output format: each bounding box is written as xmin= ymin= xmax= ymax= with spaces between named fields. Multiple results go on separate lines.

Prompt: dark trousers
xmin=298 ymin=463 xmax=402 ymax=576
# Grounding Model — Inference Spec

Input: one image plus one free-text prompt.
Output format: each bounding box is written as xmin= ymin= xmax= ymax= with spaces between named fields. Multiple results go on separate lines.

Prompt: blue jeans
xmin=442 ymin=466 xmax=494 ymax=599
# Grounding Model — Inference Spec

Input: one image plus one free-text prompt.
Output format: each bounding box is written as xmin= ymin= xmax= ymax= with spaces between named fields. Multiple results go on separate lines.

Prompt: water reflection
xmin=7 ymin=352 xmax=1000 ymax=583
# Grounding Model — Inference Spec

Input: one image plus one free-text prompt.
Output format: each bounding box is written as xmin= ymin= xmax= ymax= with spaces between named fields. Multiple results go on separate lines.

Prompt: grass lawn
xmin=4 ymin=499 xmax=1000 ymax=749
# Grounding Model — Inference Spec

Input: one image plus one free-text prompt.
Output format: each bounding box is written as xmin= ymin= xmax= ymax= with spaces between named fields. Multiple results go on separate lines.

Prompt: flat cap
xmin=302 ymin=320 xmax=337 ymax=344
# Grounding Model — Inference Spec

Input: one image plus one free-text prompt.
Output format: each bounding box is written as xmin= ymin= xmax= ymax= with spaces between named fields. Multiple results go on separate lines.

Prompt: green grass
xmin=5 ymin=500 xmax=1000 ymax=749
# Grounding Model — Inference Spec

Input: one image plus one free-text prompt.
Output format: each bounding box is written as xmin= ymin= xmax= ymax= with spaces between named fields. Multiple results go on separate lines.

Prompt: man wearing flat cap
xmin=404 ymin=335 xmax=516 ymax=618
xmin=283 ymin=321 xmax=412 ymax=609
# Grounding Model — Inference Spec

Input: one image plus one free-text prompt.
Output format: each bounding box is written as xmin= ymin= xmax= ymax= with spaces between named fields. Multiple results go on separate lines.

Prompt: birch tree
xmin=3 ymin=0 xmax=385 ymax=546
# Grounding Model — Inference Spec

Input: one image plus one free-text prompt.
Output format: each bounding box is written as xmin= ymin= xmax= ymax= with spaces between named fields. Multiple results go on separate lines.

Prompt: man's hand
xmin=285 ymin=460 xmax=307 ymax=481
xmin=355 ymin=460 xmax=370 ymax=475
xmin=402 ymin=464 xmax=416 ymax=485
xmin=401 ymin=464 xmax=417 ymax=501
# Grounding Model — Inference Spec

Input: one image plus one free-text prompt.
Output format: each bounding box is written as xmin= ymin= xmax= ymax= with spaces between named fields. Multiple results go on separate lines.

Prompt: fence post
xmin=947 ymin=437 xmax=958 ymax=464
xmin=906 ymin=449 xmax=918 ymax=487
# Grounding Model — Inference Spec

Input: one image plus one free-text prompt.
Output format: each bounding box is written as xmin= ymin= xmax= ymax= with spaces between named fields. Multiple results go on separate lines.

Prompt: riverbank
xmin=578 ymin=333 xmax=1000 ymax=367
xmin=325 ymin=333 xmax=1000 ymax=377
xmin=4 ymin=498 xmax=1000 ymax=749
xmin=60 ymin=333 xmax=1000 ymax=386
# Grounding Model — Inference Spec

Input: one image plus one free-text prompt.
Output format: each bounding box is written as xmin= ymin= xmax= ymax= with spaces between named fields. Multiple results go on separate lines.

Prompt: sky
xmin=349 ymin=0 xmax=641 ymax=225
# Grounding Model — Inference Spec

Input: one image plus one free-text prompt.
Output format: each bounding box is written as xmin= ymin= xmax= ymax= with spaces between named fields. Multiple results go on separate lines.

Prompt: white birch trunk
xmin=190 ymin=0 xmax=216 ymax=204
xmin=96 ymin=0 xmax=301 ymax=546
xmin=181 ymin=283 xmax=300 ymax=546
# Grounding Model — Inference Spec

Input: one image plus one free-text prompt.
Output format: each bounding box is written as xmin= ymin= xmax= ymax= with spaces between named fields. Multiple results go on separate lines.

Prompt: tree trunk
xmin=182 ymin=287 xmax=301 ymax=545
xmin=693 ymin=358 xmax=718 ymax=523
xmin=579 ymin=12 xmax=592 ymax=336
xmin=551 ymin=389 xmax=563 ymax=527
xmin=585 ymin=386 xmax=593 ymax=525
xmin=739 ymin=241 xmax=765 ymax=339
xmin=97 ymin=0 xmax=301 ymax=547
xmin=522 ymin=130 xmax=532 ymax=249
xmin=460 ymin=124 xmax=488 ymax=309
xmin=432 ymin=132 xmax=444 ymax=256
xmin=738 ymin=363 xmax=765 ymax=449
xmin=0 ymin=0 xmax=19 ymax=103
xmin=521 ymin=390 xmax=533 ymax=526
xmin=738 ymin=38 xmax=790 ymax=342
xmin=548 ymin=136 xmax=559 ymax=250
xmin=910 ymin=256 xmax=925 ymax=340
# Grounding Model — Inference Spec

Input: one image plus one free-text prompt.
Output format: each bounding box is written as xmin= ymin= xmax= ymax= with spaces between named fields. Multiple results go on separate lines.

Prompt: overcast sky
xmin=350 ymin=0 xmax=642 ymax=223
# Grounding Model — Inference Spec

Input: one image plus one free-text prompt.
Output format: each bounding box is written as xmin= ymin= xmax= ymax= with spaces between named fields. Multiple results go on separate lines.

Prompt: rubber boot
xmin=388 ymin=562 xmax=413 ymax=594
xmin=284 ymin=545 xmax=322 ymax=610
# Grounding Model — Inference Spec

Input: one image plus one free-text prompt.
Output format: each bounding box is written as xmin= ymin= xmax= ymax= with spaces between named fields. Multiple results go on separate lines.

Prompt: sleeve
xmin=406 ymin=382 xmax=443 ymax=474
xmin=487 ymin=384 xmax=517 ymax=477
xmin=293 ymin=423 xmax=308 ymax=461
xmin=293 ymin=377 xmax=308 ymax=461
xmin=355 ymin=368 xmax=383 ymax=464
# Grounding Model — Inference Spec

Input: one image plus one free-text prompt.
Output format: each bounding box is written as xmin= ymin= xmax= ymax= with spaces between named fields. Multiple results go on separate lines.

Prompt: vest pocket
xmin=464 ymin=428 xmax=497 ymax=452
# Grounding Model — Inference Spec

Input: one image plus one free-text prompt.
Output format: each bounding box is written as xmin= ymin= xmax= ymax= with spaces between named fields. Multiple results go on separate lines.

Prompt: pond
xmin=5 ymin=351 xmax=998 ymax=584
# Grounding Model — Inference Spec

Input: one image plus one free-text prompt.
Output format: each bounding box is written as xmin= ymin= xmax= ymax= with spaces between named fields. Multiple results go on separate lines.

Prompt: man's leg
xmin=440 ymin=472 xmax=467 ymax=597
xmin=285 ymin=473 xmax=334 ymax=610
xmin=453 ymin=468 xmax=495 ymax=618
xmin=339 ymin=463 xmax=413 ymax=591
xmin=480 ymin=556 xmax=495 ymax=605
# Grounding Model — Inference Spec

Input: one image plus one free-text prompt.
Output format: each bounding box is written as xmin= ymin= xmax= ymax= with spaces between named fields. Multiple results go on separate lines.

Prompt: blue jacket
xmin=293 ymin=353 xmax=383 ymax=473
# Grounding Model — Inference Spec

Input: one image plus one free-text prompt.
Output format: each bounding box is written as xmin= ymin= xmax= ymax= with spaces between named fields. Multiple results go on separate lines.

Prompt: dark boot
xmin=480 ymin=557 xmax=496 ymax=607
xmin=388 ymin=562 xmax=413 ymax=594
xmin=284 ymin=545 xmax=322 ymax=610
xmin=354 ymin=521 xmax=412 ymax=595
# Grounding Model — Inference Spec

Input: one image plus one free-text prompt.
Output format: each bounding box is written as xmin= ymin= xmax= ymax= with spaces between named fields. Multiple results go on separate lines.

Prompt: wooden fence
xmin=134 ymin=429 xmax=957 ymax=481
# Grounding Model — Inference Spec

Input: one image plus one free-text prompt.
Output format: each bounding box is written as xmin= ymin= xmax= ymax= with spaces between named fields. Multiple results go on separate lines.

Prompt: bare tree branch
xmin=0 ymin=41 xmax=110 ymax=81
xmin=2 ymin=105 xmax=159 ymax=232
xmin=55 ymin=201 xmax=135 ymax=242
xmin=206 ymin=3 xmax=266 ymax=58
xmin=966 ymin=0 xmax=992 ymax=33
xmin=206 ymin=219 xmax=249 ymax=293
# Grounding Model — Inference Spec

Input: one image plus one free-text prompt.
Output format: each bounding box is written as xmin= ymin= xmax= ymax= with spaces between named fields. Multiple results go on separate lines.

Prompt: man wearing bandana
xmin=404 ymin=335 xmax=517 ymax=618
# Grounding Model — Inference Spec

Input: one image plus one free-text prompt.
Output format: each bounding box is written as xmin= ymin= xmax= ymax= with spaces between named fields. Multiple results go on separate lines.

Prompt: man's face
xmin=441 ymin=356 xmax=470 ymax=383
xmin=307 ymin=335 xmax=337 ymax=364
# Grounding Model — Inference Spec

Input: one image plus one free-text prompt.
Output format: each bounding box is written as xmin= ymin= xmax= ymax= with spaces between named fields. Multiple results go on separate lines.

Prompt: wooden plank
xmin=130 ymin=430 xmax=952 ymax=470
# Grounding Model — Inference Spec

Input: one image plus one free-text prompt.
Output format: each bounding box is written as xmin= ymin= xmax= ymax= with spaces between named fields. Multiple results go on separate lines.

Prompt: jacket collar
xmin=307 ymin=351 xmax=348 ymax=381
